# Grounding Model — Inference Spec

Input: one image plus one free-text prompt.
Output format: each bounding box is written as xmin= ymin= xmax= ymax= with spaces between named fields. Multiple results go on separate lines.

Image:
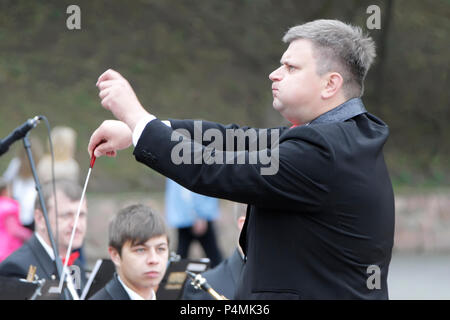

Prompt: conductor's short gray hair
xmin=283 ymin=19 xmax=376 ymax=98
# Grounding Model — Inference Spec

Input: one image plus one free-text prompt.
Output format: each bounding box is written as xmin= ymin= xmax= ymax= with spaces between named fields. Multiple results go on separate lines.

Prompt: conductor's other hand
xmin=88 ymin=120 xmax=132 ymax=158
xmin=96 ymin=69 xmax=150 ymax=131
xmin=192 ymin=219 xmax=208 ymax=237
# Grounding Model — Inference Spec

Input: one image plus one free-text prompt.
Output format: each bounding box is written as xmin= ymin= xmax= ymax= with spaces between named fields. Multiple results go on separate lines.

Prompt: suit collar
xmin=34 ymin=232 xmax=56 ymax=260
xmin=106 ymin=273 xmax=132 ymax=300
xmin=27 ymin=234 xmax=86 ymax=289
xmin=228 ymin=249 xmax=245 ymax=285
xmin=26 ymin=234 xmax=57 ymax=279
xmin=309 ymin=98 xmax=367 ymax=125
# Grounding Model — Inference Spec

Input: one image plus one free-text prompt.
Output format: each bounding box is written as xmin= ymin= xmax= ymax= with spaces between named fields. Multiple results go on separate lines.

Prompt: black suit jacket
xmin=0 ymin=234 xmax=87 ymax=298
xmin=133 ymin=98 xmax=395 ymax=299
xmin=89 ymin=273 xmax=130 ymax=300
xmin=182 ymin=249 xmax=244 ymax=300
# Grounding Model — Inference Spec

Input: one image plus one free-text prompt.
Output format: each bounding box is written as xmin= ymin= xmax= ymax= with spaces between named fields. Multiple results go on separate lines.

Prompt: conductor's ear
xmin=321 ymin=72 xmax=344 ymax=99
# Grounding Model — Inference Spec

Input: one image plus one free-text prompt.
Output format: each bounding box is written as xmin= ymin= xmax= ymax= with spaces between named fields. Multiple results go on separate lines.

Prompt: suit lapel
xmin=106 ymin=274 xmax=131 ymax=300
xmin=238 ymin=206 xmax=251 ymax=257
xmin=228 ymin=249 xmax=245 ymax=287
xmin=309 ymin=97 xmax=367 ymax=125
xmin=27 ymin=235 xmax=57 ymax=280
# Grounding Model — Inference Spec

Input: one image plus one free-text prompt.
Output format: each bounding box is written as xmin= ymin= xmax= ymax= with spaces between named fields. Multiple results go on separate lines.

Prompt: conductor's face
xmin=269 ymin=39 xmax=325 ymax=125
xmin=111 ymin=235 xmax=169 ymax=297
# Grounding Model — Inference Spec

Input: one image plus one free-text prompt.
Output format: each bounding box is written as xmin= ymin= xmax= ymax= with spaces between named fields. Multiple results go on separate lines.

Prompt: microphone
xmin=0 ymin=116 xmax=41 ymax=156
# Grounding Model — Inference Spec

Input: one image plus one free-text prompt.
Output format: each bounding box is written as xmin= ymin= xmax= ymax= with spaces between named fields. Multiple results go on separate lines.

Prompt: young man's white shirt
xmin=117 ymin=274 xmax=156 ymax=300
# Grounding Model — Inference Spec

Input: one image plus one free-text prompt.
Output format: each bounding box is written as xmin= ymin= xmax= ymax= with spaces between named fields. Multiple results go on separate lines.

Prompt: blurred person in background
xmin=0 ymin=178 xmax=32 ymax=262
xmin=182 ymin=202 xmax=245 ymax=300
xmin=37 ymin=126 xmax=80 ymax=184
xmin=37 ymin=126 xmax=85 ymax=266
xmin=0 ymin=179 xmax=88 ymax=297
xmin=2 ymin=136 xmax=43 ymax=231
xmin=165 ymin=178 xmax=223 ymax=268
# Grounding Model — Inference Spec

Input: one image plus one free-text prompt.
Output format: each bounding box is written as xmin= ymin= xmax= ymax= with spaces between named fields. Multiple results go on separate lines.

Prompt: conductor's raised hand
xmin=96 ymin=69 xmax=150 ymax=131
xmin=88 ymin=120 xmax=133 ymax=158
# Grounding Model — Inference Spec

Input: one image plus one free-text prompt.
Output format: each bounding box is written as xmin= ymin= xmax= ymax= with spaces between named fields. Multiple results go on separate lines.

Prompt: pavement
xmin=388 ymin=252 xmax=450 ymax=300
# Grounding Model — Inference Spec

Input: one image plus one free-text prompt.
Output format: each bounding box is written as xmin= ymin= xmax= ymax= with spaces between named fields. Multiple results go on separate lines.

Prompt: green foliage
xmin=0 ymin=0 xmax=449 ymax=192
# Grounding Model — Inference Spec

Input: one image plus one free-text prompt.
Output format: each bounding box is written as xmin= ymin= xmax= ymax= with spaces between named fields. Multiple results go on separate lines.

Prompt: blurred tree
xmin=0 ymin=0 xmax=448 ymax=191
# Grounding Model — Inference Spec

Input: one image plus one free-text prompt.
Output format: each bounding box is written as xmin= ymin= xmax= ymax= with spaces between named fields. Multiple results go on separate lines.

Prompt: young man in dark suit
xmin=90 ymin=204 xmax=169 ymax=300
xmin=88 ymin=19 xmax=395 ymax=299
xmin=0 ymin=179 xmax=88 ymax=298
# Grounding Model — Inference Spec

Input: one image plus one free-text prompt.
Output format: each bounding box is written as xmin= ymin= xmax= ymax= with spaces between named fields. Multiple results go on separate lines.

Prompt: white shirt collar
xmin=117 ymin=275 xmax=156 ymax=300
xmin=35 ymin=232 xmax=56 ymax=260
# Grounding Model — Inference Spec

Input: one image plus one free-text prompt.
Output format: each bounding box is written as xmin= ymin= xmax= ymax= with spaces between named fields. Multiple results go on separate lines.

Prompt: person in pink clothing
xmin=0 ymin=178 xmax=32 ymax=262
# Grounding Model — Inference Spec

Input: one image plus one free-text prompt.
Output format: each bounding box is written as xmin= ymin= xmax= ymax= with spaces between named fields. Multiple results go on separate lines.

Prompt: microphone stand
xmin=23 ymin=133 xmax=71 ymax=300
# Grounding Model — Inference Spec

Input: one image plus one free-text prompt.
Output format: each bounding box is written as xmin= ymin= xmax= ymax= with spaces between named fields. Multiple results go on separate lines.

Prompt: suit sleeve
xmin=169 ymin=119 xmax=288 ymax=150
xmin=133 ymin=120 xmax=335 ymax=209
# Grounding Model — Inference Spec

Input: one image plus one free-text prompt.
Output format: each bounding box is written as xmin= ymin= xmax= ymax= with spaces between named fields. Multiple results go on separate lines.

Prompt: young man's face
xmin=110 ymin=235 xmax=169 ymax=296
xmin=269 ymin=39 xmax=326 ymax=125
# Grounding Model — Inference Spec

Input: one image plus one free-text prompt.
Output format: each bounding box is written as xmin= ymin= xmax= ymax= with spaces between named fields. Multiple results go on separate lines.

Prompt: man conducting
xmin=88 ymin=19 xmax=395 ymax=299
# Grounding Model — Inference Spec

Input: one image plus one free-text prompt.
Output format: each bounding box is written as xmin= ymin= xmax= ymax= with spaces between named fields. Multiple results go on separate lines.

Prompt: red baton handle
xmin=90 ymin=143 xmax=102 ymax=168
xmin=90 ymin=154 xmax=96 ymax=168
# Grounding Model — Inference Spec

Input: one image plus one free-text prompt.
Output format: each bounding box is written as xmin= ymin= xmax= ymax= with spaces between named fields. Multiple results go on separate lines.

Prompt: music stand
xmin=80 ymin=259 xmax=116 ymax=300
xmin=0 ymin=276 xmax=38 ymax=300
xmin=32 ymin=278 xmax=68 ymax=300
xmin=157 ymin=257 xmax=210 ymax=300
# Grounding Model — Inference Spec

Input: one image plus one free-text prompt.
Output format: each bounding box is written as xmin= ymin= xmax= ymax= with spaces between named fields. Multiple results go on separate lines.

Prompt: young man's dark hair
xmin=109 ymin=204 xmax=169 ymax=255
